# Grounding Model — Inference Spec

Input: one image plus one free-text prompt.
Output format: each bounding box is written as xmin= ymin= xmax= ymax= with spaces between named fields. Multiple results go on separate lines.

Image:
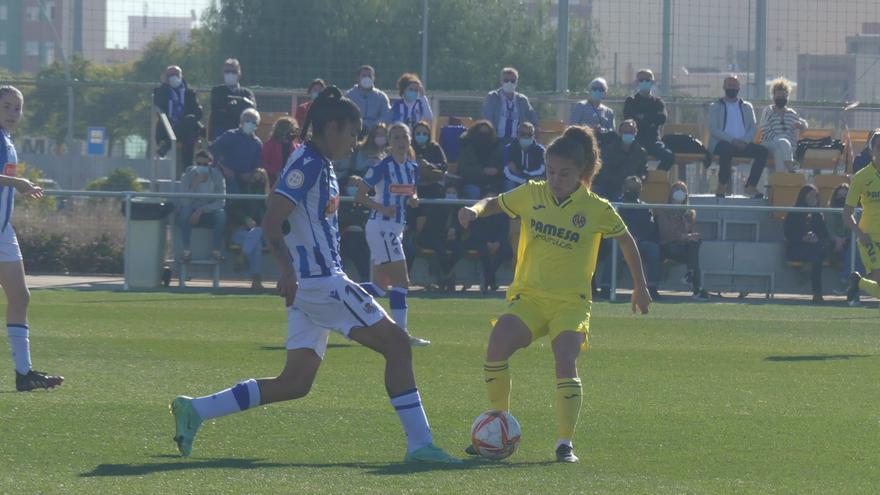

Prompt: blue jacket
xmin=208 ymin=129 xmax=262 ymax=174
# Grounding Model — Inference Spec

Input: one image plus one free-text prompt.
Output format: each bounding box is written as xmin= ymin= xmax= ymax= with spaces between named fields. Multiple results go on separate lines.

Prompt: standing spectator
xmin=468 ymin=213 xmax=513 ymax=294
xmin=623 ymin=69 xmax=675 ymax=171
xmin=412 ymin=120 xmax=447 ymax=200
xmin=177 ymin=150 xmax=227 ymax=263
xmin=502 ymin=122 xmax=545 ymax=191
xmin=345 ymin=65 xmax=391 ymax=137
xmin=208 ymin=108 xmax=263 ymax=194
xmin=457 ymin=120 xmax=504 ymax=199
xmin=294 ymin=79 xmax=325 ymax=127
xmin=209 ymin=58 xmax=257 ymax=140
xmin=784 ymin=184 xmax=830 ymax=303
xmin=825 ymin=183 xmax=863 ymax=293
xmin=228 ymin=168 xmax=268 ymax=290
xmin=261 ymin=116 xmax=299 ymax=187
xmin=386 ymin=73 xmax=433 ymax=129
xmin=708 ymin=76 xmax=769 ymax=198
xmin=569 ymin=77 xmax=615 ymax=134
xmin=593 ymin=119 xmax=648 ymax=201
xmin=481 ymin=67 xmax=538 ymax=144
xmin=852 ymin=128 xmax=879 ymax=174
xmin=760 ymin=77 xmax=808 ymax=173
xmin=655 ymin=182 xmax=710 ymax=301
xmin=153 ymin=65 xmax=203 ymax=174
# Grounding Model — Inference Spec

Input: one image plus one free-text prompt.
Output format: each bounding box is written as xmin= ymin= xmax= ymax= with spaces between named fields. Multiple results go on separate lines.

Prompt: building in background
xmin=796 ymin=54 xmax=855 ymax=103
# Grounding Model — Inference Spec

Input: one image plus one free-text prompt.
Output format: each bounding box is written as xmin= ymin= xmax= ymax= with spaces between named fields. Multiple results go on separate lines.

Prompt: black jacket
xmin=210 ymin=84 xmax=257 ymax=139
xmin=153 ymin=83 xmax=203 ymax=125
xmin=623 ymin=93 xmax=668 ymax=144
xmin=784 ymin=210 xmax=828 ymax=251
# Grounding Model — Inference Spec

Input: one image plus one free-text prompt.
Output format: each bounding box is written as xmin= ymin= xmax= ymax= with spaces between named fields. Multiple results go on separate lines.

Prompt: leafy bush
xmin=85 ymin=168 xmax=144 ymax=192
xmin=19 ymin=232 xmax=123 ymax=274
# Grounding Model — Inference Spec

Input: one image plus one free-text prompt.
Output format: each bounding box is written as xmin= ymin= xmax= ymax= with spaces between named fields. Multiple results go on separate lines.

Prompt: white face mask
xmin=242 ymin=122 xmax=257 ymax=135
xmin=671 ymin=189 xmax=687 ymax=203
xmin=502 ymin=81 xmax=516 ymax=93
xmin=224 ymin=72 xmax=239 ymax=86
xmin=168 ymin=75 xmax=182 ymax=88
xmin=360 ymin=76 xmax=374 ymax=89
xmin=374 ymin=136 xmax=387 ymax=147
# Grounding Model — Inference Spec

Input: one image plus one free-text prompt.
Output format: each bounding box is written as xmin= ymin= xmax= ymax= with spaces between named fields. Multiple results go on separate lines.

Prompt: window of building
xmin=25 ymin=41 xmax=39 ymax=56
xmin=43 ymin=42 xmax=54 ymax=65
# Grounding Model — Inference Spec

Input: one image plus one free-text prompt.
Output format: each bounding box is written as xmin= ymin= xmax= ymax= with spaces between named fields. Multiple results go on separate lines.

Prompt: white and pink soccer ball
xmin=470 ymin=410 xmax=521 ymax=460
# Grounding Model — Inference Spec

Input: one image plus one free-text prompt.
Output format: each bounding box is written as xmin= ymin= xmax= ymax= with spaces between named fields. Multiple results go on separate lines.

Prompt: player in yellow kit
xmin=845 ymin=129 xmax=880 ymax=305
xmin=458 ymin=125 xmax=652 ymax=463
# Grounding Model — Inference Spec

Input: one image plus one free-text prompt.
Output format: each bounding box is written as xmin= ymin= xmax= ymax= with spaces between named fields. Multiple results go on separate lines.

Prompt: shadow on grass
xmin=764 ymin=354 xmax=873 ymax=362
xmin=80 ymin=455 xmax=556 ymax=477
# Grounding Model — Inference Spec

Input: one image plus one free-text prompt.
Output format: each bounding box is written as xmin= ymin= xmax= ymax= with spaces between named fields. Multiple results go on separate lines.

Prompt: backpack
xmin=661 ymin=134 xmax=711 ymax=167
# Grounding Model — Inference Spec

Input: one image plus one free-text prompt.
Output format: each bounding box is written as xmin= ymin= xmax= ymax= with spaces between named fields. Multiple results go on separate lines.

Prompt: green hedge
xmin=19 ymin=232 xmax=124 ymax=274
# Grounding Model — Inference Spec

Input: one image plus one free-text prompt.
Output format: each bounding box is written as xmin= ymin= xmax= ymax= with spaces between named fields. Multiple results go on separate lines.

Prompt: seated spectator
xmin=338 ymin=175 xmax=372 ymax=282
xmin=210 ymin=58 xmax=257 ymax=140
xmin=153 ymin=65 xmax=204 ymax=174
xmin=294 ymin=78 xmax=325 ymax=127
xmin=458 ymin=120 xmax=504 ymax=199
xmin=601 ymin=176 xmax=662 ymax=299
xmin=209 ymin=108 xmax=263 ymax=193
xmin=417 ymin=185 xmax=466 ymax=292
xmin=468 ymin=213 xmax=513 ymax=294
xmin=412 ymin=120 xmax=447 ymax=200
xmin=784 ymin=184 xmax=831 ymax=304
xmin=502 ymin=122 xmax=545 ymax=191
xmin=624 ymin=69 xmax=675 ymax=171
xmin=336 ymin=123 xmax=388 ymax=185
xmin=177 ymin=150 xmax=227 ymax=262
xmin=760 ymin=77 xmax=807 ymax=172
xmin=386 ymin=73 xmax=433 ymax=129
xmin=852 ymin=128 xmax=879 ymax=174
xmin=346 ymin=65 xmax=391 ymax=137
xmin=482 ymin=67 xmax=538 ymax=144
xmin=438 ymin=116 xmax=468 ymax=163
xmin=708 ymin=75 xmax=769 ymax=198
xmin=570 ymin=77 xmax=614 ymax=135
xmin=825 ymin=183 xmax=863 ymax=292
xmin=655 ymin=181 xmax=710 ymax=301
xmin=593 ymin=119 xmax=648 ymax=201
xmin=228 ymin=168 xmax=268 ymax=290
xmin=261 ymin=116 xmax=299 ymax=187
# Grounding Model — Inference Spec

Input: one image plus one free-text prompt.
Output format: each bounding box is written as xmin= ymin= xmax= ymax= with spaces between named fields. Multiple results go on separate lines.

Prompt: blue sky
xmin=105 ymin=0 xmax=213 ymax=48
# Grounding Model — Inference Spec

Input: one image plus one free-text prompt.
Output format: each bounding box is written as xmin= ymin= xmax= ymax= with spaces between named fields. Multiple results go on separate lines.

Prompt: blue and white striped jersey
xmin=363 ymin=155 xmax=419 ymax=225
xmin=274 ymin=141 xmax=344 ymax=279
xmin=0 ymin=129 xmax=18 ymax=233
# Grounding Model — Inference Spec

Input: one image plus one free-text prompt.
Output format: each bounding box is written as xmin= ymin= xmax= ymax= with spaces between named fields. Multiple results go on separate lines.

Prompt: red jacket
xmin=295 ymin=102 xmax=311 ymax=127
xmin=261 ymin=138 xmax=298 ymax=186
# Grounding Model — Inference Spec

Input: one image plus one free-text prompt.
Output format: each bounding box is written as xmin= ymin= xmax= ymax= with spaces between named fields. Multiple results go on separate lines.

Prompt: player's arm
xmin=355 ymin=181 xmax=394 ymax=217
xmin=843 ymin=204 xmax=872 ymax=247
xmin=616 ymin=230 xmax=651 ymax=314
xmin=458 ymin=196 xmax=503 ymax=229
xmin=262 ymin=193 xmax=298 ymax=306
xmin=0 ymin=175 xmax=43 ymax=198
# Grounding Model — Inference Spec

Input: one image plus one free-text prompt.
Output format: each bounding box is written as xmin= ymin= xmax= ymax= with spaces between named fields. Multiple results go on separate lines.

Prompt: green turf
xmin=0 ymin=290 xmax=877 ymax=494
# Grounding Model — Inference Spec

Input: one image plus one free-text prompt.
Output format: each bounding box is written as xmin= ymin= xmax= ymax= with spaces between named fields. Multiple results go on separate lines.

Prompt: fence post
xmin=610 ymin=238 xmax=619 ymax=302
xmin=123 ymin=193 xmax=132 ymax=291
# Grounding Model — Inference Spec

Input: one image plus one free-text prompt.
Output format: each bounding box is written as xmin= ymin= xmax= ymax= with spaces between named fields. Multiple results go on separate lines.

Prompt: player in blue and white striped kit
xmin=170 ymin=87 xmax=459 ymax=464
xmin=0 ymin=86 xmax=64 ymax=392
xmin=356 ymin=122 xmax=430 ymax=346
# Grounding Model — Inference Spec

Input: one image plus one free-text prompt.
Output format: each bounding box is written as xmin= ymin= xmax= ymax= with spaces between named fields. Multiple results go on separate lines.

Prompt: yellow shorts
xmin=858 ymin=236 xmax=880 ymax=273
xmin=500 ymin=292 xmax=591 ymax=349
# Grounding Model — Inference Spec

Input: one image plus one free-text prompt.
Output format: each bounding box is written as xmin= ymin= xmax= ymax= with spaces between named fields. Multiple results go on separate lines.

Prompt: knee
xmin=382 ymin=323 xmax=412 ymax=359
xmin=8 ymin=286 xmax=30 ymax=308
xmin=284 ymin=379 xmax=313 ymax=400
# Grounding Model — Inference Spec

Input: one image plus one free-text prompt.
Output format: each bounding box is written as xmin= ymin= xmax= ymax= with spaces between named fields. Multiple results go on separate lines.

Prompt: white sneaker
xmin=409 ymin=336 xmax=432 ymax=347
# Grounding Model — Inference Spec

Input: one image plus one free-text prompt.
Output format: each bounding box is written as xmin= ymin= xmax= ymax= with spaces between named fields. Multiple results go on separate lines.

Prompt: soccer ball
xmin=470 ymin=410 xmax=521 ymax=460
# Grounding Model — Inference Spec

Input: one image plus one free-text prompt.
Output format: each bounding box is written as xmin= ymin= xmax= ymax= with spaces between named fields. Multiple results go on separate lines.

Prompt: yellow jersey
xmin=845 ymin=162 xmax=880 ymax=234
xmin=498 ymin=180 xmax=627 ymax=303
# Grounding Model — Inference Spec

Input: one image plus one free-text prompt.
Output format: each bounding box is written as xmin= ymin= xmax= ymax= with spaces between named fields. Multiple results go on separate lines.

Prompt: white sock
xmin=556 ymin=439 xmax=573 ymax=449
xmin=7 ymin=324 xmax=31 ymax=374
xmin=389 ymin=388 xmax=433 ymax=452
xmin=191 ymin=379 xmax=261 ymax=420
xmin=389 ymin=287 xmax=408 ymax=332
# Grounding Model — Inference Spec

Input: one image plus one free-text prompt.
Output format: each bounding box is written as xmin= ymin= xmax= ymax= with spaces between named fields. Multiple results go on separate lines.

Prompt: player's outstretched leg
xmin=552 ymin=331 xmax=585 ymax=463
xmin=349 ymin=318 xmax=458 ymax=463
xmin=171 ymin=348 xmax=322 ymax=457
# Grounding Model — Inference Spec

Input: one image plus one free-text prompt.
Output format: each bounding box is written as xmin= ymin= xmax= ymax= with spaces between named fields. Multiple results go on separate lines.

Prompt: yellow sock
xmin=484 ymin=361 xmax=510 ymax=411
xmin=858 ymin=278 xmax=880 ymax=298
xmin=556 ymin=377 xmax=583 ymax=441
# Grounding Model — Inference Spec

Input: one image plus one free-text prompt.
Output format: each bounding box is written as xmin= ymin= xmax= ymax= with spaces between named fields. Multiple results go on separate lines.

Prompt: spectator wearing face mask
xmin=294 ymin=79 xmax=325 ymax=127
xmin=386 ymin=73 xmax=433 ymax=129
xmin=345 ymin=65 xmax=391 ymax=136
xmin=592 ymin=119 xmax=648 ymax=201
xmin=337 ymin=123 xmax=389 ymax=185
xmin=482 ymin=67 xmax=539 ymax=144
xmin=824 ymin=183 xmax=864 ymax=292
xmin=209 ymin=58 xmax=257 ymax=140
xmin=261 ymin=116 xmax=299 ymax=187
xmin=411 ymin=120 xmax=447 ymax=200
xmin=458 ymin=120 xmax=504 ymax=199
xmin=153 ymin=65 xmax=204 ymax=174
xmin=708 ymin=75 xmax=769 ymax=198
xmin=227 ymin=168 xmax=269 ymax=290
xmin=177 ymin=150 xmax=227 ymax=263
xmin=760 ymin=77 xmax=808 ymax=172
xmin=655 ymin=181 xmax=710 ymax=301
xmin=208 ymin=108 xmax=263 ymax=194
xmin=570 ymin=77 xmax=614 ymax=134
xmin=623 ymin=69 xmax=675 ymax=172
xmin=784 ymin=184 xmax=831 ymax=303
xmin=502 ymin=122 xmax=545 ymax=192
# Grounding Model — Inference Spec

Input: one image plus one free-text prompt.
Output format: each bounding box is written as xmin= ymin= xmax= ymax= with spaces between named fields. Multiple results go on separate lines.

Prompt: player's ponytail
xmin=546 ymin=125 xmax=602 ymax=185
xmin=300 ymin=86 xmax=362 ymax=141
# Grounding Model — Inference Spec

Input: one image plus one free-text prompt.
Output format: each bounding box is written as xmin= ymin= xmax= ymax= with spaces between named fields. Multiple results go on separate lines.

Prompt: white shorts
xmin=365 ymin=220 xmax=406 ymax=265
xmin=286 ymin=274 xmax=389 ymax=359
xmin=0 ymin=226 xmax=22 ymax=263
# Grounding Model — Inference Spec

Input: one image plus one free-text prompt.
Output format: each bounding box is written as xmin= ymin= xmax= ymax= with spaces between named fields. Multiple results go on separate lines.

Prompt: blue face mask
xmin=518 ymin=137 xmax=534 ymax=148
xmin=242 ymin=122 xmax=257 ymax=135
xmin=591 ymin=90 xmax=604 ymax=101
xmin=405 ymin=90 xmax=419 ymax=102
xmin=638 ymin=80 xmax=653 ymax=93
xmin=346 ymin=186 xmax=359 ymax=197
xmin=414 ymin=134 xmax=429 ymax=145
xmin=195 ymin=165 xmax=209 ymax=175
xmin=622 ymin=133 xmax=636 ymax=145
